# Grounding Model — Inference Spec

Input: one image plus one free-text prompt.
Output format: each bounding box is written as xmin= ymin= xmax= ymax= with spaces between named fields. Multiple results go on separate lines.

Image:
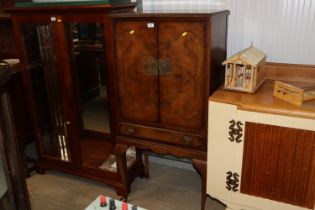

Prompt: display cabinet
xmin=0 ymin=65 xmax=30 ymax=210
xmin=110 ymin=10 xmax=229 ymax=210
xmin=8 ymin=3 xmax=147 ymax=196
xmin=207 ymin=80 xmax=315 ymax=210
xmin=1 ymin=2 xmax=34 ymax=177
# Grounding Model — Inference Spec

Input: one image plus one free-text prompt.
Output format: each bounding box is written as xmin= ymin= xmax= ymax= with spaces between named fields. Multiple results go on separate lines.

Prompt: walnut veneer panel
xmin=241 ymin=122 xmax=315 ymax=208
xmin=115 ymin=21 xmax=159 ymax=123
xmin=159 ymin=21 xmax=206 ymax=129
xmin=210 ymin=79 xmax=315 ymax=120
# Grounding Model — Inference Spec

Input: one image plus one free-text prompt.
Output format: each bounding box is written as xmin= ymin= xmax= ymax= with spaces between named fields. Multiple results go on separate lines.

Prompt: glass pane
xmin=0 ymin=154 xmax=12 ymax=210
xmin=0 ymin=156 xmax=8 ymax=201
xmin=21 ymin=24 xmax=71 ymax=162
xmin=66 ymin=23 xmax=110 ymax=133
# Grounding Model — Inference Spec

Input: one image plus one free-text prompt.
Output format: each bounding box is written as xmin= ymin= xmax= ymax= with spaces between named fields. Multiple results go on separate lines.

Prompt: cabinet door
xmin=63 ymin=20 xmax=118 ymax=169
xmin=115 ymin=21 xmax=159 ymax=123
xmin=19 ymin=19 xmax=72 ymax=162
xmin=233 ymin=109 xmax=315 ymax=210
xmin=159 ymin=21 xmax=207 ymax=130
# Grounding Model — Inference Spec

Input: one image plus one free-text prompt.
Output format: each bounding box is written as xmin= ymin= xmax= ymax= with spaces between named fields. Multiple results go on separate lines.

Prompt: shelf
xmin=81 ymin=138 xmax=114 ymax=169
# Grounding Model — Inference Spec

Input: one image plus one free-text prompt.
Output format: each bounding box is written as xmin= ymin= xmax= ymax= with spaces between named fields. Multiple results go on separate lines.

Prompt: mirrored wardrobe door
xmin=21 ymin=22 xmax=71 ymax=162
xmin=66 ymin=22 xmax=110 ymax=134
xmin=64 ymin=21 xmax=115 ymax=170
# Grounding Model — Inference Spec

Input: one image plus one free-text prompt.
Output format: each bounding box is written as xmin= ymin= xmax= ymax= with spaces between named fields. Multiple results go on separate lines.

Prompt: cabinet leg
xmin=135 ymin=148 xmax=149 ymax=179
xmin=192 ymin=159 xmax=207 ymax=210
xmin=143 ymin=151 xmax=150 ymax=178
xmin=115 ymin=143 xmax=130 ymax=197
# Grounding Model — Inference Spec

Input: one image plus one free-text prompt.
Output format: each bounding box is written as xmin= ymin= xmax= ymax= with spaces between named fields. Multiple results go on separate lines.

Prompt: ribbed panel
xmin=141 ymin=0 xmax=315 ymax=65
xmin=241 ymin=122 xmax=315 ymax=209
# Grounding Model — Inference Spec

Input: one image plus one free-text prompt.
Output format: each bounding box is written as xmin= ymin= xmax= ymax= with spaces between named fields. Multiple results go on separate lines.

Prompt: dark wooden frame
xmin=7 ymin=3 xmax=148 ymax=196
xmin=0 ymin=66 xmax=31 ymax=210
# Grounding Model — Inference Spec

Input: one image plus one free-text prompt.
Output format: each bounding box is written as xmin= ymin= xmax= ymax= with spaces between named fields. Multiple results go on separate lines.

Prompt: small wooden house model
xmin=222 ymin=46 xmax=266 ymax=93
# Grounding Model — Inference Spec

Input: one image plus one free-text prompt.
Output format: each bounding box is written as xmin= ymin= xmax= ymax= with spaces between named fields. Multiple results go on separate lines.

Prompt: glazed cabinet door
xmin=159 ymin=21 xmax=207 ymax=130
xmin=62 ymin=18 xmax=118 ymax=169
xmin=114 ymin=20 xmax=159 ymax=123
xmin=16 ymin=17 xmax=73 ymax=163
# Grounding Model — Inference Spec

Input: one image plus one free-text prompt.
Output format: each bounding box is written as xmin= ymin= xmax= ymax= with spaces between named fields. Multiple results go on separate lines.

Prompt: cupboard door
xmin=20 ymin=21 xmax=71 ymax=162
xmin=115 ymin=21 xmax=159 ymax=123
xmin=159 ymin=21 xmax=207 ymax=130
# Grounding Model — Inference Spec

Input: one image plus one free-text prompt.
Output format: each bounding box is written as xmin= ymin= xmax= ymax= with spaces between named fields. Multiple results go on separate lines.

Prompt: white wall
xmin=141 ymin=0 xmax=315 ymax=65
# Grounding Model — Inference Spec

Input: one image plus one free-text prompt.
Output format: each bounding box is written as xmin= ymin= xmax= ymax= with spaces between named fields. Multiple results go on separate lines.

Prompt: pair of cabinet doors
xmin=114 ymin=20 xmax=208 ymax=133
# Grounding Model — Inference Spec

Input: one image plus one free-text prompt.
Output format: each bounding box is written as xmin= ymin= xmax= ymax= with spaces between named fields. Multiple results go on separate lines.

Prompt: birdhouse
xmin=222 ymin=45 xmax=266 ymax=93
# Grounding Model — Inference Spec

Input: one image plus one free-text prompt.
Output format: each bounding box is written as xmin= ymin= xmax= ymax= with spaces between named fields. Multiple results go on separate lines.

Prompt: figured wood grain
xmin=115 ymin=21 xmax=159 ymax=123
xmin=159 ymin=21 xmax=206 ymax=129
xmin=241 ymin=122 xmax=315 ymax=208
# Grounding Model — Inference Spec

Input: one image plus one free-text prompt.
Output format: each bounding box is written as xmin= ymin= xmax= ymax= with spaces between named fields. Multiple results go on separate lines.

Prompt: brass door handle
xmin=144 ymin=57 xmax=158 ymax=75
xmin=158 ymin=58 xmax=171 ymax=75
xmin=144 ymin=57 xmax=171 ymax=76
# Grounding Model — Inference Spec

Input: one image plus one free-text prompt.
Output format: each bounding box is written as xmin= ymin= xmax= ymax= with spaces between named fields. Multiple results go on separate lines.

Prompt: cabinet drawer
xmin=120 ymin=124 xmax=203 ymax=148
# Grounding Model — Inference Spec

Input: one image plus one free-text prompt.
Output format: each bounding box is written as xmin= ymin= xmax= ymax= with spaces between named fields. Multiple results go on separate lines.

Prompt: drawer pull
xmin=127 ymin=127 xmax=135 ymax=133
xmin=129 ymin=30 xmax=135 ymax=35
xmin=182 ymin=135 xmax=192 ymax=145
xmin=181 ymin=31 xmax=188 ymax=37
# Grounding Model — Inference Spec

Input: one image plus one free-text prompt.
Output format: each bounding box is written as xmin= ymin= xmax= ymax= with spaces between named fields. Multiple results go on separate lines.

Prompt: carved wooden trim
xmin=228 ymin=119 xmax=243 ymax=143
xmin=226 ymin=171 xmax=239 ymax=192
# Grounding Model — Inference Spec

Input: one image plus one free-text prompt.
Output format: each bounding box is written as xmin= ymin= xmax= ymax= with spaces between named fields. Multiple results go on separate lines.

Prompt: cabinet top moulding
xmin=210 ymin=79 xmax=315 ymax=120
xmin=109 ymin=9 xmax=230 ymax=18
xmin=4 ymin=2 xmax=136 ymax=14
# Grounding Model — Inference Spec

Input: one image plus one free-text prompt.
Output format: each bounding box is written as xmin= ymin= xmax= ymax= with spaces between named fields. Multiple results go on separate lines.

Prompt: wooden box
xmin=223 ymin=46 xmax=266 ymax=93
xmin=274 ymin=80 xmax=315 ymax=106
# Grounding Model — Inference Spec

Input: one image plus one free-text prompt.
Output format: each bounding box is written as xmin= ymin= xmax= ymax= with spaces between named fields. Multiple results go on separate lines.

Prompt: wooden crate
xmin=273 ymin=80 xmax=315 ymax=106
xmin=223 ymin=46 xmax=266 ymax=93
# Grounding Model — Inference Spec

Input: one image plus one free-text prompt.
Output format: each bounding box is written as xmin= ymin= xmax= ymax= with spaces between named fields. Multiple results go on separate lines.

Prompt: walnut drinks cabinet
xmin=207 ymin=80 xmax=315 ymax=210
xmin=110 ymin=11 xmax=229 ymax=210
xmin=8 ymin=3 xmax=148 ymax=196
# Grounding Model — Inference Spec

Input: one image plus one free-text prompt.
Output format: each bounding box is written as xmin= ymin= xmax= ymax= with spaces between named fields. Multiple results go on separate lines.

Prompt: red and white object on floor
xmin=84 ymin=195 xmax=147 ymax=210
